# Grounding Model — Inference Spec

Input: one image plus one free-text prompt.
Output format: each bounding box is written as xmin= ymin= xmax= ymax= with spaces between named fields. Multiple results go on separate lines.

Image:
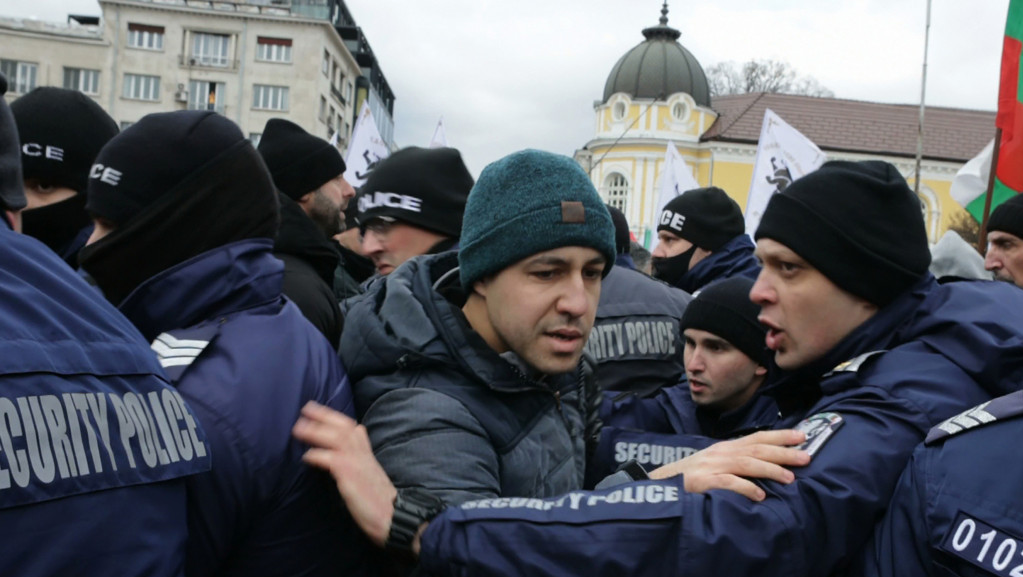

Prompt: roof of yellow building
xmin=703 ymin=92 xmax=995 ymax=163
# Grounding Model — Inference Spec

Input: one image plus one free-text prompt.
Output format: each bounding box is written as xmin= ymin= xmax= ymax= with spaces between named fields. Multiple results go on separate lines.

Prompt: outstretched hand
xmin=293 ymin=402 xmax=396 ymax=547
xmin=648 ymin=429 xmax=810 ymax=502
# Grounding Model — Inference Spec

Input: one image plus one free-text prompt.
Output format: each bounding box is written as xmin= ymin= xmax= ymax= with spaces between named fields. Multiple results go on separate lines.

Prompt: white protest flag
xmin=949 ymin=138 xmax=994 ymax=214
xmin=745 ymin=109 xmax=826 ymax=236
xmin=649 ymin=140 xmax=701 ymax=232
xmin=429 ymin=117 xmax=448 ymax=148
xmin=344 ymin=102 xmax=390 ymax=187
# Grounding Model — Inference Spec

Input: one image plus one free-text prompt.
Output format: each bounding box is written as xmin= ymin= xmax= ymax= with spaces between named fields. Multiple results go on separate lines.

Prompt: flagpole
xmin=913 ymin=0 xmax=932 ymax=195
xmin=978 ymin=128 xmax=1003 ymax=253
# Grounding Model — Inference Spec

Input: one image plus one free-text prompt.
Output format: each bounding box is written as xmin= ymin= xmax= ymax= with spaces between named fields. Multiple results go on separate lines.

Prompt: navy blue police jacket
xmin=856 ymin=389 xmax=1023 ymax=577
xmin=585 ymin=264 xmax=692 ymax=396
xmin=414 ymin=275 xmax=1023 ymax=577
xmin=115 ymin=238 xmax=371 ymax=577
xmin=674 ymin=233 xmax=761 ymax=294
xmin=591 ymin=378 xmax=780 ymax=480
xmin=0 ymin=225 xmax=211 ymax=577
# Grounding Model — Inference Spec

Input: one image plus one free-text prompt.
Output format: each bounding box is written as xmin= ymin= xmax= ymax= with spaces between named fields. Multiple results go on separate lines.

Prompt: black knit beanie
xmin=658 ymin=187 xmax=744 ymax=250
xmin=0 ymin=73 xmax=26 ymax=213
xmin=987 ymin=193 xmax=1023 ymax=239
xmin=257 ymin=118 xmax=346 ymax=200
xmin=606 ymin=204 xmax=631 ymax=255
xmin=681 ymin=276 xmax=767 ymax=365
xmin=87 ymin=111 xmax=250 ymax=225
xmin=81 ymin=111 xmax=279 ymax=305
xmin=11 ymin=87 xmax=118 ymax=194
xmin=357 ymin=146 xmax=474 ymax=238
xmin=755 ymin=160 xmax=930 ymax=306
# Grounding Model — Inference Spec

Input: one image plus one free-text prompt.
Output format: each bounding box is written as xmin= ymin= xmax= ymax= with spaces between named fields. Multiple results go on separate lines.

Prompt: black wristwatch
xmin=385 ymin=488 xmax=447 ymax=555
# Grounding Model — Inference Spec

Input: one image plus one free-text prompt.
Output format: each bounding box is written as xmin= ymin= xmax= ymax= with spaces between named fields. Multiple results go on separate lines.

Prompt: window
xmin=336 ymin=113 xmax=343 ymax=138
xmin=331 ymin=62 xmax=340 ymax=89
xmin=319 ymin=96 xmax=327 ymax=122
xmin=253 ymin=84 xmax=288 ymax=111
xmin=123 ymin=73 xmax=160 ymax=101
xmin=612 ymin=101 xmax=626 ymax=121
xmin=1 ymin=60 xmax=38 ymax=94
xmin=604 ymin=173 xmax=629 ymax=213
xmin=322 ymin=50 xmax=330 ymax=76
xmin=671 ymin=101 xmax=689 ymax=121
xmin=328 ymin=104 xmax=336 ymax=128
xmin=256 ymin=36 xmax=292 ymax=63
xmin=343 ymin=81 xmax=352 ymax=103
xmin=63 ymin=67 xmax=100 ymax=94
xmin=249 ymin=133 xmax=261 ymax=147
xmin=127 ymin=23 xmax=164 ymax=50
xmin=188 ymin=80 xmax=225 ymax=114
xmin=191 ymin=32 xmax=230 ymax=67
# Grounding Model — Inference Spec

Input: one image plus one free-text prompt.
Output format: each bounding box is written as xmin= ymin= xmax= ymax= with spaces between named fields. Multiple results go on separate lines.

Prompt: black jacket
xmin=274 ymin=194 xmax=342 ymax=347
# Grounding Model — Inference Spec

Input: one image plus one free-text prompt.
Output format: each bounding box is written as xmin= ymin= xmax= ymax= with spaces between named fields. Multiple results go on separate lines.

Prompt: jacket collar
xmin=118 ymin=239 xmax=284 ymax=342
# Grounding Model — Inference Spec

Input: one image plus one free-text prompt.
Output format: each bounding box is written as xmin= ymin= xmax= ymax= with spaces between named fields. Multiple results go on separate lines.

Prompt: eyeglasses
xmin=360 ymin=219 xmax=395 ymax=242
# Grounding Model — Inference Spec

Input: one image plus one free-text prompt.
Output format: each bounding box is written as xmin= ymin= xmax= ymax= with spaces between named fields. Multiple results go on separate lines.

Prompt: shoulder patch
xmin=926 ymin=390 xmax=1023 ymax=445
xmin=825 ymin=350 xmax=885 ymax=377
xmin=793 ymin=412 xmax=844 ymax=457
xmin=150 ymin=325 xmax=219 ymax=382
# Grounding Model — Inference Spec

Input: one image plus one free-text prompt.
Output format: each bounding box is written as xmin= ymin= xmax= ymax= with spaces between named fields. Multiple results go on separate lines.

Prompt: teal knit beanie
xmin=459 ymin=149 xmax=616 ymax=291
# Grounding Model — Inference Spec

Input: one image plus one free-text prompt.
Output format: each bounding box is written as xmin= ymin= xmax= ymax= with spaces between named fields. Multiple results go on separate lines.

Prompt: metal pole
xmin=978 ymin=128 xmax=1003 ymax=254
xmin=914 ymin=0 xmax=932 ymax=194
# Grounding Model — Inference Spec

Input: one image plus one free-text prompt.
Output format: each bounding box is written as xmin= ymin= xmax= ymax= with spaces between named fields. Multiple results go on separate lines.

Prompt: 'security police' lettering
xmin=461 ymin=485 xmax=680 ymax=512
xmin=614 ymin=441 xmax=697 ymax=466
xmin=0 ymin=389 xmax=206 ymax=492
xmin=584 ymin=320 xmax=677 ymax=361
xmin=22 ymin=143 xmax=64 ymax=161
xmin=358 ymin=191 xmax=423 ymax=213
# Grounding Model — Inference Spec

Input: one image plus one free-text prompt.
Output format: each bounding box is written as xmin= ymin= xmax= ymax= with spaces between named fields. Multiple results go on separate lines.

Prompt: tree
xmin=707 ymin=59 xmax=834 ymax=98
xmin=945 ymin=206 xmax=981 ymax=249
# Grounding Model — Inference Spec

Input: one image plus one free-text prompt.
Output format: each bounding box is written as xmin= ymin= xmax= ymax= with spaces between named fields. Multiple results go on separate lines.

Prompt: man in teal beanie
xmin=330 ymin=149 xmax=614 ymax=563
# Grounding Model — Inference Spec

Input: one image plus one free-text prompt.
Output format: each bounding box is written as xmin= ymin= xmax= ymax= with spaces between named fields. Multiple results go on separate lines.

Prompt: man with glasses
xmin=355 ymin=146 xmax=473 ymax=276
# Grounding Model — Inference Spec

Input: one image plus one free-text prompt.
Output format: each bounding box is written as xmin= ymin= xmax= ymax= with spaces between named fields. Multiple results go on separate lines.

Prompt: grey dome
xmin=602 ymin=5 xmax=710 ymax=107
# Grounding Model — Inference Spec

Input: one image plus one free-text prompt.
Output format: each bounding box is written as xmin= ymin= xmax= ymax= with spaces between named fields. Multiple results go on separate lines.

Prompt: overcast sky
xmin=3 ymin=0 xmax=1011 ymax=176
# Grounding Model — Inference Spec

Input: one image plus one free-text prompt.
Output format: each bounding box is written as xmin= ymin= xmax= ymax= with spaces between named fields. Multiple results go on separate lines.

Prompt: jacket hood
xmin=678 ymin=234 xmax=760 ymax=293
xmin=274 ymin=193 xmax=340 ymax=284
xmin=340 ymin=252 xmax=557 ymax=393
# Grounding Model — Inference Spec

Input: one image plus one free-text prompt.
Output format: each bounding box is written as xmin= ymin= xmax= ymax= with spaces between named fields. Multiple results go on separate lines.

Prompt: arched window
xmin=613 ymin=101 xmax=626 ymax=121
xmin=671 ymin=101 xmax=688 ymax=121
xmin=917 ymin=185 xmax=941 ymax=243
xmin=604 ymin=173 xmax=630 ymax=214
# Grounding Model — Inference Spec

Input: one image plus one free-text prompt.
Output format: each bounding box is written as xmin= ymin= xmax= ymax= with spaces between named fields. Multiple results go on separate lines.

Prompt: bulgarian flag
xmin=968 ymin=0 xmax=1023 ymax=221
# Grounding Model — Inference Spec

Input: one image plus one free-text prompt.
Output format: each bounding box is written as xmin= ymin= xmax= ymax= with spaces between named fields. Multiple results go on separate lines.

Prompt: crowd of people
xmin=3 ymin=71 xmax=1023 ymax=577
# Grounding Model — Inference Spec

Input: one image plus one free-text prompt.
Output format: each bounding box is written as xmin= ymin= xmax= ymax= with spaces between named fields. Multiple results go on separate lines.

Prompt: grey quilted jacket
xmin=340 ymin=252 xmax=598 ymax=506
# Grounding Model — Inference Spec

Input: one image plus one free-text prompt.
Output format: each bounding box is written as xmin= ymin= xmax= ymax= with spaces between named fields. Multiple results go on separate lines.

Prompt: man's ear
xmin=754 ymin=364 xmax=768 ymax=377
xmin=473 ymin=277 xmax=488 ymax=298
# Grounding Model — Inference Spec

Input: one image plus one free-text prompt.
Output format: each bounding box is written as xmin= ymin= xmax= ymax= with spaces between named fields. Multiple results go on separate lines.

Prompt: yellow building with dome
xmin=575 ymin=4 xmax=995 ymax=246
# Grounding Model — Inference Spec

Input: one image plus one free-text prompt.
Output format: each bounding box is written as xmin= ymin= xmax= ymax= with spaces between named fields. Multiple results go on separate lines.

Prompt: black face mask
xmin=652 ymin=244 xmax=697 ymax=288
xmin=22 ymin=193 xmax=91 ymax=254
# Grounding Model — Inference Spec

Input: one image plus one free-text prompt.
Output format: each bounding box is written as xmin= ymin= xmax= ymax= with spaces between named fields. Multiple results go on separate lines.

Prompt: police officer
xmin=0 ymin=74 xmax=211 ymax=577
xmin=593 ymin=276 xmax=774 ymax=478
xmin=857 ymin=390 xmax=1023 ymax=576
xmin=586 ymin=205 xmax=691 ymax=396
xmin=295 ymin=160 xmax=1023 ymax=577
xmin=651 ymin=186 xmax=760 ymax=293
xmin=11 ymin=86 xmax=119 ymax=267
xmin=356 ymin=146 xmax=473 ymax=276
xmin=79 ymin=111 xmax=370 ymax=576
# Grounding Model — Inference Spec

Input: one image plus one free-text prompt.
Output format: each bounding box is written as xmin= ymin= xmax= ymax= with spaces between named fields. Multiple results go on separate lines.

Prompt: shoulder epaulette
xmin=926 ymin=390 xmax=1023 ymax=445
